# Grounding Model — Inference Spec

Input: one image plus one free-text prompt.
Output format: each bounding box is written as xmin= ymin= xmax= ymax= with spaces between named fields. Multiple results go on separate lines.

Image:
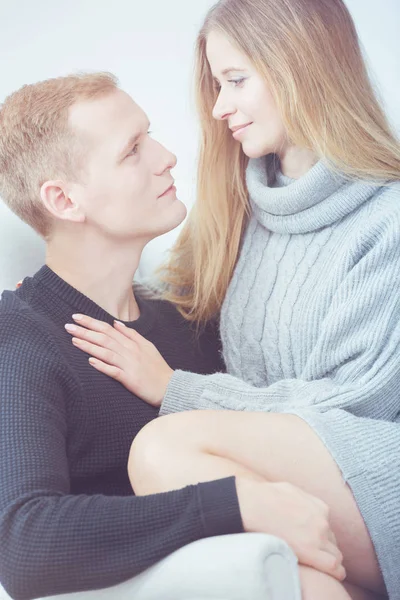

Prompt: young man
xmin=0 ymin=73 xmax=333 ymax=600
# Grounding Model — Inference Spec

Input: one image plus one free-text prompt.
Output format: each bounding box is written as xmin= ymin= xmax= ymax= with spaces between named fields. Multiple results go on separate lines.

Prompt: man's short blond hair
xmin=0 ymin=72 xmax=119 ymax=238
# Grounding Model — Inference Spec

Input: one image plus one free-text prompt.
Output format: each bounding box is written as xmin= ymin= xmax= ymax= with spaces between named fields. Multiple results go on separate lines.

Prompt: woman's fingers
xmin=71 ymin=337 xmax=124 ymax=366
xmin=113 ymin=320 xmax=147 ymax=344
xmin=298 ymin=532 xmax=345 ymax=582
xmin=65 ymin=322 xmax=133 ymax=353
xmin=323 ymin=541 xmax=344 ymax=569
xmin=68 ymin=314 xmax=135 ymax=349
xmin=65 ymin=316 xmax=166 ymax=402
xmin=72 ymin=314 xmax=117 ymax=335
xmin=285 ymin=487 xmax=345 ymax=581
xmin=327 ymin=530 xmax=338 ymax=547
xmin=88 ymin=357 xmax=124 ymax=381
xmin=65 ymin=314 xmax=145 ymax=351
xmin=308 ymin=549 xmax=346 ymax=581
xmin=65 ymin=324 xmax=117 ymax=351
xmin=301 ymin=534 xmax=344 ymax=581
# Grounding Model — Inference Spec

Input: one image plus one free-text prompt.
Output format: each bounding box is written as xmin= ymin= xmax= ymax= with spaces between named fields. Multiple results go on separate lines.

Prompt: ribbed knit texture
xmin=0 ymin=266 xmax=243 ymax=600
xmin=161 ymin=156 xmax=400 ymax=598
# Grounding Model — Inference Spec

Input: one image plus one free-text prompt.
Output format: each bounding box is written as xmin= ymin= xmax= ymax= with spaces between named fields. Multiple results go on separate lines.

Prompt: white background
xmin=0 ymin=0 xmax=399 ymax=291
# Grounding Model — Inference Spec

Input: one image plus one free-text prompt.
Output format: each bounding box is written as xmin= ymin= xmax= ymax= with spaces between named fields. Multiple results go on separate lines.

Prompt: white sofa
xmin=1 ymin=534 xmax=301 ymax=600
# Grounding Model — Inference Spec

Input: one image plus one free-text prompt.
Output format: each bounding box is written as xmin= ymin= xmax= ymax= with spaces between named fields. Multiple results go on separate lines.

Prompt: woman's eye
xmin=228 ymin=78 xmax=245 ymax=87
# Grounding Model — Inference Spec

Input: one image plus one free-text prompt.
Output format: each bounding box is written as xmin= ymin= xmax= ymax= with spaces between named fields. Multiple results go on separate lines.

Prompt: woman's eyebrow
xmin=221 ymin=67 xmax=245 ymax=75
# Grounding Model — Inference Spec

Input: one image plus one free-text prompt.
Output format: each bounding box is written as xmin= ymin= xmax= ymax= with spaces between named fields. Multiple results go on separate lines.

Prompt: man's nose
xmin=154 ymin=140 xmax=177 ymax=175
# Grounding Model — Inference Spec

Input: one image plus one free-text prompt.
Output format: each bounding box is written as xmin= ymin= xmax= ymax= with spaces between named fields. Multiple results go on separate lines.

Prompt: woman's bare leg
xmin=300 ymin=567 xmax=383 ymax=600
xmin=129 ymin=410 xmax=386 ymax=596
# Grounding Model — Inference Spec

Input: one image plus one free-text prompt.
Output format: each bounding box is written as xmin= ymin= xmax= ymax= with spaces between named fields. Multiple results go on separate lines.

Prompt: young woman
xmin=68 ymin=1 xmax=400 ymax=598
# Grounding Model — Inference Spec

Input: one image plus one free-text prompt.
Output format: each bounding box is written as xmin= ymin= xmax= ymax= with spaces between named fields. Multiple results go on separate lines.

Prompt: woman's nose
xmin=212 ymin=91 xmax=235 ymax=121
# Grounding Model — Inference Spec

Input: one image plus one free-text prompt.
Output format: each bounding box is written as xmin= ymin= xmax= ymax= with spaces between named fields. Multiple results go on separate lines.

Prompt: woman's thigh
xmin=300 ymin=567 xmax=385 ymax=600
xmin=138 ymin=410 xmax=385 ymax=594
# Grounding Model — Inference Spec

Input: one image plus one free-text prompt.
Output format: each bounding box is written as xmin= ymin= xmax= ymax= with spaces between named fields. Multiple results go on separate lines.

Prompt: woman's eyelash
xmin=228 ymin=78 xmax=245 ymax=87
xmin=213 ymin=78 xmax=246 ymax=91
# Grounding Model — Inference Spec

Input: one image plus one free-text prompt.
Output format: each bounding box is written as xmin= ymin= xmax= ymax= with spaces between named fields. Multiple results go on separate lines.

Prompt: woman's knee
xmin=128 ymin=412 xmax=199 ymax=494
xmin=128 ymin=418 xmax=168 ymax=494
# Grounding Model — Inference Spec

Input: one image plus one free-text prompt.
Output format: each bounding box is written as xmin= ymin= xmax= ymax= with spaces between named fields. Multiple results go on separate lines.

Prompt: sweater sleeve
xmin=0 ymin=313 xmax=242 ymax=600
xmin=160 ymin=211 xmax=400 ymax=422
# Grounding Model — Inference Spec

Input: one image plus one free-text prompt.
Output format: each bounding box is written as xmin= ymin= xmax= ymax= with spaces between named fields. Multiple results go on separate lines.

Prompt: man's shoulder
xmin=0 ymin=285 xmax=77 ymax=398
xmin=0 ymin=286 xmax=38 ymax=324
xmin=1 ymin=268 xmax=42 ymax=313
xmin=0 ymin=281 xmax=57 ymax=351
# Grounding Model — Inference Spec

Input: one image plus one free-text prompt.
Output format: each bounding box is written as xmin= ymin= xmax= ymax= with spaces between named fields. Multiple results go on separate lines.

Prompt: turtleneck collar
xmin=246 ymin=155 xmax=382 ymax=234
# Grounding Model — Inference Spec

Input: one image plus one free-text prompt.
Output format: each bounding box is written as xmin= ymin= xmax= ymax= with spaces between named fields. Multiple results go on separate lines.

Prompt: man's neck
xmin=45 ymin=231 xmax=145 ymax=322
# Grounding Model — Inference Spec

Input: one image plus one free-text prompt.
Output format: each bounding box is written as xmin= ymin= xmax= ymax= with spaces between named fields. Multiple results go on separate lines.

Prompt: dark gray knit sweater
xmin=0 ymin=265 xmax=242 ymax=600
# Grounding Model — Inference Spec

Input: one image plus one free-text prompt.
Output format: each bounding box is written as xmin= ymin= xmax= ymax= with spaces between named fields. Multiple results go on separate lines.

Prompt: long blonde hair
xmin=160 ymin=0 xmax=400 ymax=322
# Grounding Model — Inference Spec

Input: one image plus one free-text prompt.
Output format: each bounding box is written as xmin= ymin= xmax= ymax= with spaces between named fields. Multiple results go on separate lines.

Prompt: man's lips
xmin=158 ymin=183 xmax=175 ymax=198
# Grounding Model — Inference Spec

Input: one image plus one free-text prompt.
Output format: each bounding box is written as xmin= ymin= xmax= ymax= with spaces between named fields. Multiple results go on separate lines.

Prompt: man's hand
xmin=65 ymin=314 xmax=173 ymax=406
xmin=236 ymin=477 xmax=345 ymax=581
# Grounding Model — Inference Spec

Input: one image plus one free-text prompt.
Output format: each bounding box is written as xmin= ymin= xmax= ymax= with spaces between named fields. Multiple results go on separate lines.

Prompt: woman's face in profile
xmin=206 ymin=30 xmax=287 ymax=158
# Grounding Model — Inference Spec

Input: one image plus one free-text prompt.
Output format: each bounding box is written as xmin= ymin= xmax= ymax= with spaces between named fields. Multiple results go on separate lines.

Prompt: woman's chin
xmin=241 ymin=141 xmax=271 ymax=159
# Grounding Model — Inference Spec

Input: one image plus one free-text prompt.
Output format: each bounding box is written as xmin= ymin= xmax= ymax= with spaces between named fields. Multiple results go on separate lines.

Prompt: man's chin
xmin=151 ymin=201 xmax=188 ymax=238
xmin=168 ymin=199 xmax=188 ymax=229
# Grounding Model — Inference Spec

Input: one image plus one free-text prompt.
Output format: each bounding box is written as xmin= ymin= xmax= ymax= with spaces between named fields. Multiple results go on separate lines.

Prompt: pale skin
xmin=63 ymin=32 xmax=387 ymax=600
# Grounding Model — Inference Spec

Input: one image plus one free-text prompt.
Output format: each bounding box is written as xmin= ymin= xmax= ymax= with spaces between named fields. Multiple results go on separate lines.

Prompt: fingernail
xmin=65 ymin=324 xmax=77 ymax=332
xmin=89 ymin=357 xmax=97 ymax=365
xmin=114 ymin=320 xmax=126 ymax=327
xmin=72 ymin=314 xmax=83 ymax=321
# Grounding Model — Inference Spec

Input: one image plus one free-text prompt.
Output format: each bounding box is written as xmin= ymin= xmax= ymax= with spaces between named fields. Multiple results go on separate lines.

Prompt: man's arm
xmin=0 ymin=313 xmax=242 ymax=600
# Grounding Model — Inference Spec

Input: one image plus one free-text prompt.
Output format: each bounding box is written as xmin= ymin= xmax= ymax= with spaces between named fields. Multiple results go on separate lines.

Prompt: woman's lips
xmin=231 ymin=123 xmax=252 ymax=139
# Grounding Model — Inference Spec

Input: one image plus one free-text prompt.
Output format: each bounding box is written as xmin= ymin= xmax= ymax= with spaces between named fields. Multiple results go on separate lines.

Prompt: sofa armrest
xmin=22 ymin=533 xmax=301 ymax=600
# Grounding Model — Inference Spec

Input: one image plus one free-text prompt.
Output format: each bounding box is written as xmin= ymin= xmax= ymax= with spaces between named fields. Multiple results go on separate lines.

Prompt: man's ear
xmin=40 ymin=180 xmax=85 ymax=224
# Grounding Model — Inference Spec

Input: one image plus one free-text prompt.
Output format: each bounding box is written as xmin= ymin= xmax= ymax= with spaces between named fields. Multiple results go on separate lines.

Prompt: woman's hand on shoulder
xmin=64 ymin=314 xmax=173 ymax=407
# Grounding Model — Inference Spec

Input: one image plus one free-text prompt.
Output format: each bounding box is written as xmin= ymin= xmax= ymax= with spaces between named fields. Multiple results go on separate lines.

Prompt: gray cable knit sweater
xmin=160 ymin=156 xmax=400 ymax=598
